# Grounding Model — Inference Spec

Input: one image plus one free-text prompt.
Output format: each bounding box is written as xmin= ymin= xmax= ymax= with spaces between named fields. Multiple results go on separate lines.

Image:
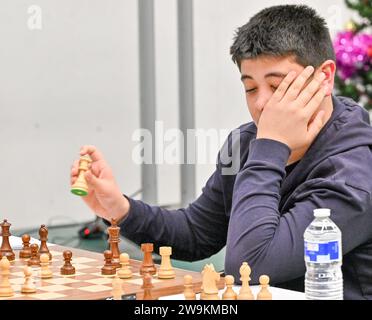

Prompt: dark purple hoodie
xmin=116 ymin=96 xmax=372 ymax=300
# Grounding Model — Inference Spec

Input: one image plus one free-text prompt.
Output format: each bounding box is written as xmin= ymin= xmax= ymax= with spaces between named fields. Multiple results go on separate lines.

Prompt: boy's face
xmin=240 ymin=55 xmax=314 ymax=126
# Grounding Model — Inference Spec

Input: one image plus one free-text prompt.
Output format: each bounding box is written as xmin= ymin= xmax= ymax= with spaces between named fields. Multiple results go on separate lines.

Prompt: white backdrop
xmin=0 ymin=0 xmax=352 ymax=230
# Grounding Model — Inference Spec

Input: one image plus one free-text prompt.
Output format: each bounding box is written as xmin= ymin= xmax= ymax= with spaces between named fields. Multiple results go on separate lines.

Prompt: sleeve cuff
xmin=247 ymin=138 xmax=291 ymax=168
xmin=102 ymin=195 xmax=144 ymax=231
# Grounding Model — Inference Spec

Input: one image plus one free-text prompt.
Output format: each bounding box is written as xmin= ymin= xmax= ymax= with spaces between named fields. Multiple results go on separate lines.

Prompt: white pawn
xmin=183 ymin=275 xmax=196 ymax=300
xmin=222 ymin=275 xmax=237 ymax=300
xmin=257 ymin=275 xmax=272 ymax=300
xmin=112 ymin=275 xmax=123 ymax=300
xmin=40 ymin=253 xmax=53 ymax=279
xmin=117 ymin=253 xmax=132 ymax=279
xmin=21 ymin=266 xmax=36 ymax=293
xmin=0 ymin=256 xmax=14 ymax=297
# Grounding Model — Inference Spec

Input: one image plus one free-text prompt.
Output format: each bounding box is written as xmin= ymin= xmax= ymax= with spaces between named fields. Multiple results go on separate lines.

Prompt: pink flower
xmin=333 ymin=31 xmax=372 ymax=80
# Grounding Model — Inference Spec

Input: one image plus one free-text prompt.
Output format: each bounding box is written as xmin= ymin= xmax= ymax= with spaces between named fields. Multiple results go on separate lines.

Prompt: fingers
xmin=70 ymin=176 xmax=77 ymax=185
xmin=307 ymin=110 xmax=325 ymax=142
xmin=285 ymin=66 xmax=315 ymax=101
xmin=84 ymin=170 xmax=99 ymax=188
xmin=272 ymin=71 xmax=297 ymax=101
xmin=304 ymin=85 xmax=328 ymax=119
xmin=70 ymin=159 xmax=79 ymax=175
xmin=80 ymin=145 xmax=105 ymax=162
xmin=71 ymin=145 xmax=107 ymax=196
xmin=80 ymin=145 xmax=111 ymax=178
xmin=297 ymin=72 xmax=326 ymax=107
xmin=70 ymin=159 xmax=79 ymax=185
xmin=71 ymin=168 xmax=99 ymax=189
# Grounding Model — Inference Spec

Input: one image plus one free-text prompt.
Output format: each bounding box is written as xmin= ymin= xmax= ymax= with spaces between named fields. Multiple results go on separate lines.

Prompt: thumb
xmin=308 ymin=110 xmax=325 ymax=142
xmin=85 ymin=170 xmax=100 ymax=188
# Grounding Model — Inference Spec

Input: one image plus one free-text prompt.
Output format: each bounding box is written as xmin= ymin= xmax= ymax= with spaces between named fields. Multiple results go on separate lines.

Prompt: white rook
xmin=158 ymin=246 xmax=175 ymax=279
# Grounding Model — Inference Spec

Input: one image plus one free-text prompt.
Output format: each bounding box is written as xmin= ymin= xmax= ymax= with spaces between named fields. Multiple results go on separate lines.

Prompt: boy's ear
xmin=317 ymin=60 xmax=336 ymax=96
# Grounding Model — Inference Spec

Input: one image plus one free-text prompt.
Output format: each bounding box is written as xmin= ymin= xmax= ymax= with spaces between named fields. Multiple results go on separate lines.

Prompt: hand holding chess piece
xmin=70 ymin=145 xmax=131 ymax=222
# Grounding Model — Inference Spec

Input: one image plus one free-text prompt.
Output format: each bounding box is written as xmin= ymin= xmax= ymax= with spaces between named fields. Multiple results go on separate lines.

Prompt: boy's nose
xmin=255 ymin=93 xmax=270 ymax=112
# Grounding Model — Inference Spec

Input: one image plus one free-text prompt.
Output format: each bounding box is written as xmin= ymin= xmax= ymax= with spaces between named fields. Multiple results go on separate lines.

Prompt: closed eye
xmin=246 ymin=86 xmax=277 ymax=93
xmin=245 ymin=88 xmax=256 ymax=93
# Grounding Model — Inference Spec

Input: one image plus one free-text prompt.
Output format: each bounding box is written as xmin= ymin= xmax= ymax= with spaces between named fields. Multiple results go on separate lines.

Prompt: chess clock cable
xmin=78 ymin=216 xmax=106 ymax=239
xmin=77 ymin=188 xmax=143 ymax=240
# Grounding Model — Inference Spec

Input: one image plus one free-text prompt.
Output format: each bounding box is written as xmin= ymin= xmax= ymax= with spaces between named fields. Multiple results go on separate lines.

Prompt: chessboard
xmin=2 ymin=245 xmax=224 ymax=300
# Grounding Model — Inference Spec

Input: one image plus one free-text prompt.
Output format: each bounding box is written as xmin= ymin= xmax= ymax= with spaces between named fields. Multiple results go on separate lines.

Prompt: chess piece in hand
xmin=70 ymin=145 xmax=130 ymax=222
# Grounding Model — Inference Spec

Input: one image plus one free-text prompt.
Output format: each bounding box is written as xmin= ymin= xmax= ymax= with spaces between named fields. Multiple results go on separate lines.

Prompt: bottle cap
xmin=313 ymin=208 xmax=331 ymax=218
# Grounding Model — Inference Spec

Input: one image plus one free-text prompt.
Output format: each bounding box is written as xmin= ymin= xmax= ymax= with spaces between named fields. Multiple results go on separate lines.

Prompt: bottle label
xmin=304 ymin=240 xmax=341 ymax=263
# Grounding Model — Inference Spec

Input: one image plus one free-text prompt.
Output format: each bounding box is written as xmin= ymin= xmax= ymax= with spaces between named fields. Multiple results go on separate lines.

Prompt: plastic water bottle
xmin=304 ymin=208 xmax=343 ymax=300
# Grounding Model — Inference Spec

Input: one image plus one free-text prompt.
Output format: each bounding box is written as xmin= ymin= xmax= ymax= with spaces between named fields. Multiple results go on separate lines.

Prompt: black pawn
xmin=19 ymin=234 xmax=32 ymax=259
xmin=101 ymin=250 xmax=116 ymax=275
xmin=60 ymin=250 xmax=75 ymax=275
xmin=28 ymin=244 xmax=40 ymax=266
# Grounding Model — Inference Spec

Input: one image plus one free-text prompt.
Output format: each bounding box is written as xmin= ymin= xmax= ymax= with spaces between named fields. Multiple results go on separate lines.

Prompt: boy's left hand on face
xmin=256 ymin=66 xmax=328 ymax=151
